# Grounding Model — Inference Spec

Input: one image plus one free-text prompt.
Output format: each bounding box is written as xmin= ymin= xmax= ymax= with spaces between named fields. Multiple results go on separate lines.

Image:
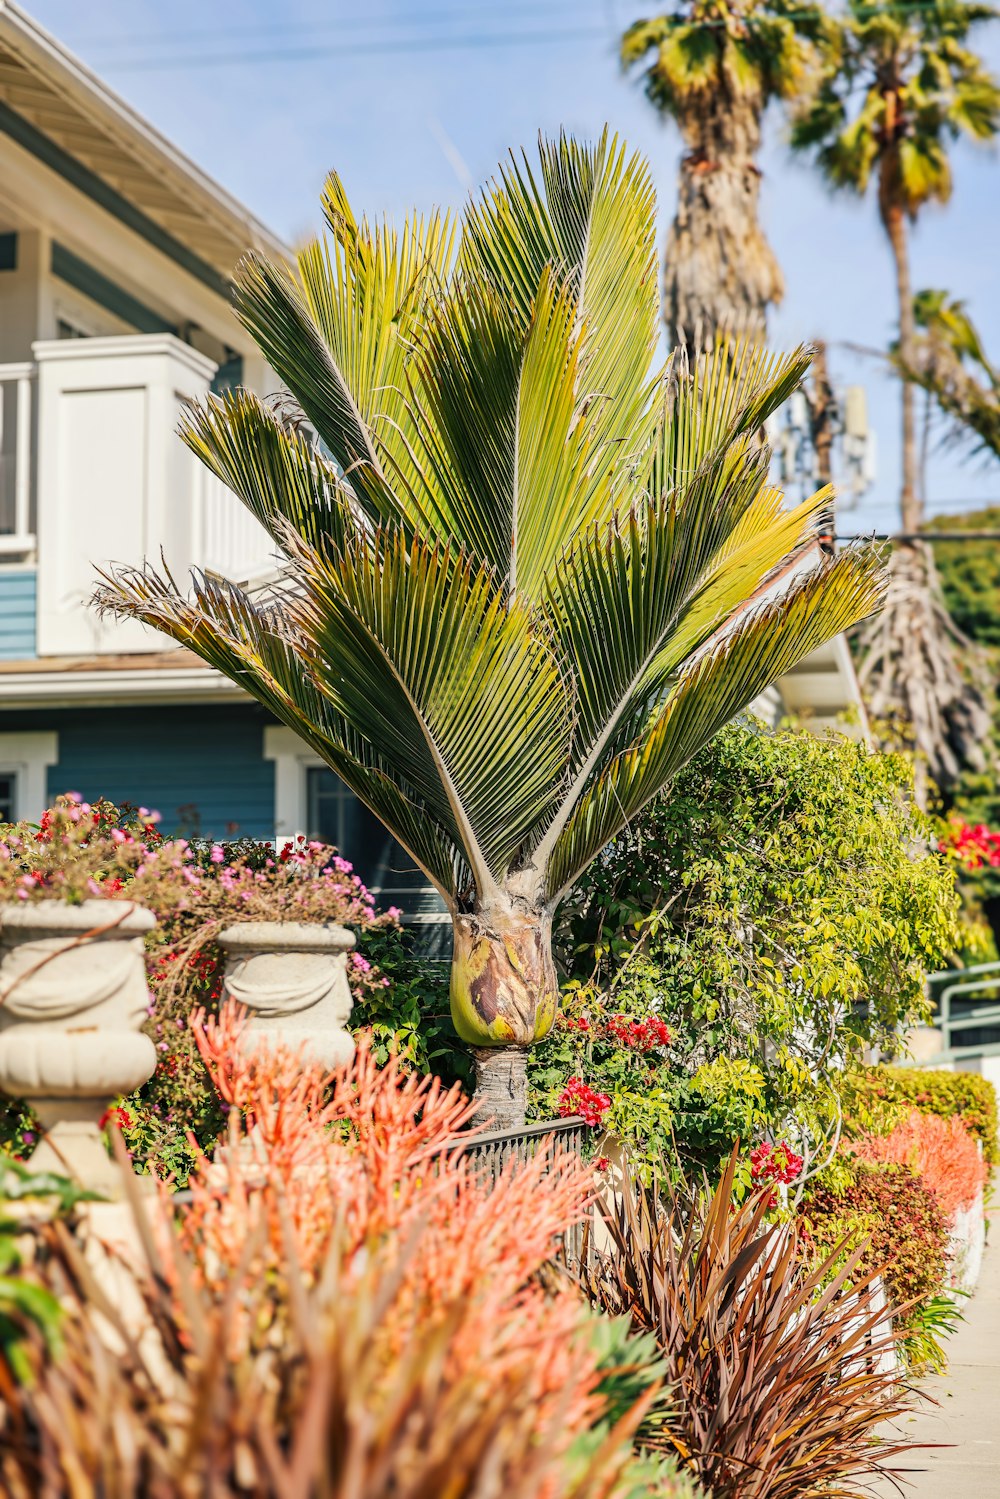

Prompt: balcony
xmin=0 ymin=333 xmax=274 ymax=658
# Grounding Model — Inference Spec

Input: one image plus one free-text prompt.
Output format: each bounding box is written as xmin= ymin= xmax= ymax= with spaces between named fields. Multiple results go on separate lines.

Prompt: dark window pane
xmin=306 ymin=766 xmax=448 ymax=917
xmin=0 ymin=773 xmax=15 ymax=823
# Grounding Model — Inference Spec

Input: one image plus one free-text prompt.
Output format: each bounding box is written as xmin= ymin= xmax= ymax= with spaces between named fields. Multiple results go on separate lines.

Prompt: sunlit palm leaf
xmin=96 ymin=562 xmax=467 ymax=896
xmin=461 ymin=129 xmax=660 ymax=457
xmin=412 ymin=270 xmax=608 ymax=600
xmin=547 ymin=547 xmax=883 ymax=897
xmin=181 ymin=389 xmax=356 ymax=554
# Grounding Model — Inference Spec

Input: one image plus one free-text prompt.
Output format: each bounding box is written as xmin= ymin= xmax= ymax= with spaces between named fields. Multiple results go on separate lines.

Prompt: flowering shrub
xmin=0 ymin=795 xmax=190 ymax=906
xmin=851 ymin=1108 xmax=987 ymax=1221
xmin=558 ymin=1077 xmax=612 ymax=1128
xmin=940 ymin=817 xmax=1000 ymax=871
xmin=541 ymin=723 xmax=959 ymax=1180
xmin=0 ymin=798 xmax=417 ymax=1181
xmin=802 ymin=1159 xmax=949 ymax=1329
xmin=749 ymin=1140 xmax=804 ymax=1207
xmin=846 ymin=1063 xmax=999 ymax=1166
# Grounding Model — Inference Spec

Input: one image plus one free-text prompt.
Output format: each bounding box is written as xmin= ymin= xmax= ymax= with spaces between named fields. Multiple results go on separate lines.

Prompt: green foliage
xmin=927 ymin=509 xmax=1000 ymax=645
xmin=849 ymin=1063 xmax=999 ymax=1166
xmin=902 ymin=1290 xmax=967 ymax=1375
xmin=802 ymin=1158 xmax=949 ymax=1330
xmin=532 ymin=721 xmax=959 ymax=1173
xmin=352 ymin=925 xmax=470 ymax=1089
xmin=0 ymin=1161 xmax=93 ymax=1384
xmin=622 ymin=0 xmax=833 ymax=120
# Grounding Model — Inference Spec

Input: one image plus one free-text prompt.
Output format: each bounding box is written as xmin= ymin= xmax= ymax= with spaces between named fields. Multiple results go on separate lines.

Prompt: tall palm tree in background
xmin=97 ymin=134 xmax=881 ymax=1126
xmin=901 ymin=288 xmax=1000 ymax=462
xmin=791 ymin=0 xmax=999 ymax=793
xmin=622 ymin=0 xmax=832 ymax=354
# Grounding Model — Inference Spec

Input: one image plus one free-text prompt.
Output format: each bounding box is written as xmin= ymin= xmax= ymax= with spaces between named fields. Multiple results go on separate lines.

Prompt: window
xmin=306 ymin=766 xmax=440 ymax=913
xmin=0 ymin=733 xmax=58 ymax=823
xmin=264 ymin=727 xmax=450 ymax=955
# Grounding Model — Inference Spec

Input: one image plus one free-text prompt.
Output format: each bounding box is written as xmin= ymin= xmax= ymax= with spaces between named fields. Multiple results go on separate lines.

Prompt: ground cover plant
xmin=0 ymin=1007 xmax=690 ymax=1499
xmin=584 ymin=1151 xmax=917 ymax=1499
xmin=97 ymin=131 xmax=883 ymax=1125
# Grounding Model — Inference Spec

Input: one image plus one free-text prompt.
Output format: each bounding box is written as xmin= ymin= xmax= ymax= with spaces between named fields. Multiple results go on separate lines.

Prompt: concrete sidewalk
xmin=870 ymin=1240 xmax=1000 ymax=1497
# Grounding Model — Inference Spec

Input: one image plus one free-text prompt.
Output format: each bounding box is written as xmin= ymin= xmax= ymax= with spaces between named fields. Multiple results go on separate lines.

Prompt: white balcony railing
xmin=0 ymin=362 xmax=35 ymax=557
xmin=2 ymin=334 xmax=275 ymax=655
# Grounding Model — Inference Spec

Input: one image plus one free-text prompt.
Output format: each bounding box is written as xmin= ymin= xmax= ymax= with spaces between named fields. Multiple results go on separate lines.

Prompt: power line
xmin=71 ymin=0 xmax=600 ymax=50
xmin=86 ymin=0 xmax=974 ymax=74
xmin=96 ymin=25 xmax=615 ymax=74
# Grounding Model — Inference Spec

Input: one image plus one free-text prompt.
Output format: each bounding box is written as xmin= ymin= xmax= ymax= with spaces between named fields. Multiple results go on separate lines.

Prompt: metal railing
xmin=441 ymin=1113 xmax=590 ymax=1272
xmin=0 ymin=362 xmax=34 ymax=554
xmin=926 ymin=962 xmax=1000 ymax=1060
xmin=170 ymin=1113 xmax=591 ymax=1268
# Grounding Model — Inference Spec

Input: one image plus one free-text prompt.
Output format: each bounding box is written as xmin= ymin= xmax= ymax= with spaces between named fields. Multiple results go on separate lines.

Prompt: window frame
xmin=0 ymin=732 xmax=58 ymax=822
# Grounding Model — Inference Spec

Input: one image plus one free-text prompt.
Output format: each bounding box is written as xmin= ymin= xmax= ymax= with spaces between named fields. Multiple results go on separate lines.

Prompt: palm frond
xmin=93 ymin=563 xmax=467 ymax=897
xmin=461 ymin=129 xmax=660 ymax=456
xmin=181 ymin=389 xmax=359 ymax=554
xmin=292 ymin=529 xmax=575 ymax=889
xmin=547 ymin=546 xmax=884 ymax=899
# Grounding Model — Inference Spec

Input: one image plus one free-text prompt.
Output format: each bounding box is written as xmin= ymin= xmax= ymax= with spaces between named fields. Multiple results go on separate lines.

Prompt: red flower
xmin=99 ymin=1105 xmax=134 ymax=1132
xmin=558 ymin=1077 xmax=612 ymax=1129
xmin=594 ymin=1156 xmax=611 ymax=1173
xmin=749 ymin=1140 xmax=804 ymax=1205
xmin=606 ymin=1014 xmax=671 ymax=1052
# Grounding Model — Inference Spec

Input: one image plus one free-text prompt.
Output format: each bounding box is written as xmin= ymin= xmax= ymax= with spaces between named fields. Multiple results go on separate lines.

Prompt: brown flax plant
xmin=583 ymin=1151 xmax=922 ymax=1499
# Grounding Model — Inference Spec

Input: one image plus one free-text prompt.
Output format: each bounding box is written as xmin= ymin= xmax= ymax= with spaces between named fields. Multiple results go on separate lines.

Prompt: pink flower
xmin=210 ymin=844 xmax=225 ymax=864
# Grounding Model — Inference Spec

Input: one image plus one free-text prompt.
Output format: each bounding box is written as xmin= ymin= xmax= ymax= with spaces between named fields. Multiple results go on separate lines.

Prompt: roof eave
xmin=0 ymin=0 xmax=291 ymax=266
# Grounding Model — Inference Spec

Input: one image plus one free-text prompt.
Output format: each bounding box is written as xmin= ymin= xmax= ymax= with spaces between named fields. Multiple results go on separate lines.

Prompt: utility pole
xmin=803 ymin=340 xmax=836 ymax=552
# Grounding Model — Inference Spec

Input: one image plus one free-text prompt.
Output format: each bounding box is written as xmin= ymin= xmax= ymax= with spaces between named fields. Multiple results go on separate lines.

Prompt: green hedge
xmin=861 ymin=1064 xmax=999 ymax=1166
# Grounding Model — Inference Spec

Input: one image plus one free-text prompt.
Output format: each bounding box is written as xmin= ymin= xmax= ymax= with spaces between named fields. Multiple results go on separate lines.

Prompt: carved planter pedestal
xmin=0 ymin=900 xmax=157 ymax=1195
xmin=218 ymin=921 xmax=356 ymax=1069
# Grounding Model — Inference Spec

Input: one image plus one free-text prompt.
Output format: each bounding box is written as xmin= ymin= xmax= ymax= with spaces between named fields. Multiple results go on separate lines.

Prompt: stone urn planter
xmin=218 ymin=921 xmax=356 ymax=1069
xmin=0 ymin=900 xmax=157 ymax=1195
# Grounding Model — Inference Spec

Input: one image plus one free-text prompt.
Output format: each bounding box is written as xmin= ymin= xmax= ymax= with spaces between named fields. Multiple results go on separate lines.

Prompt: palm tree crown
xmin=98 ymin=134 xmax=881 ymax=1113
xmin=791 ymin=0 xmax=1000 ymax=221
xmin=622 ymin=0 xmax=832 ymax=350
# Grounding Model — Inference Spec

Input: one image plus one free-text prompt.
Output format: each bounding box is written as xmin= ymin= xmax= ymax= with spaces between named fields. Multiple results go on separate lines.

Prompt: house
xmin=0 ymin=1 xmax=867 ymax=944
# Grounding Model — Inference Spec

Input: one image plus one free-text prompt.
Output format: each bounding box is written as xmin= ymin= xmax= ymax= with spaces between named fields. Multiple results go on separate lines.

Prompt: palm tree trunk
xmin=450 ymin=904 xmax=559 ymax=1130
xmin=665 ymin=99 xmax=783 ymax=356
xmin=883 ymin=198 xmax=920 ymax=533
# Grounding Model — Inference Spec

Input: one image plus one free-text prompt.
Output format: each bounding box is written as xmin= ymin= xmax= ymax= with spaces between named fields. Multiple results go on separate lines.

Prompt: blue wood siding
xmin=0 ymin=570 xmax=36 ymax=659
xmin=4 ymin=705 xmax=275 ymax=839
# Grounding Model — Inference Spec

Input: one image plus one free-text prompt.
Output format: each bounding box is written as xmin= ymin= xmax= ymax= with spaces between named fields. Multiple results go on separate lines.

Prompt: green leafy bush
xmin=802 ymin=1159 xmax=949 ymax=1329
xmin=927 ymin=507 xmax=1000 ymax=647
xmin=849 ymin=1064 xmax=998 ymax=1166
xmin=532 ymin=722 xmax=959 ymax=1174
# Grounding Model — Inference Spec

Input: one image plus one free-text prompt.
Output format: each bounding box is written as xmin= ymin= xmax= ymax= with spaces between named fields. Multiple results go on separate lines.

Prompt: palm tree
xmin=790 ymin=0 xmax=999 ymax=793
xmin=97 ymin=134 xmax=882 ymax=1126
xmin=622 ymin=0 xmax=832 ymax=353
xmin=900 ymin=289 xmax=1000 ymax=462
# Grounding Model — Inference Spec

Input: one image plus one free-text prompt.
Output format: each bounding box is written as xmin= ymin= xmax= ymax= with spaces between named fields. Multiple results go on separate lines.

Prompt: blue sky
xmin=28 ymin=0 xmax=1000 ymax=534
